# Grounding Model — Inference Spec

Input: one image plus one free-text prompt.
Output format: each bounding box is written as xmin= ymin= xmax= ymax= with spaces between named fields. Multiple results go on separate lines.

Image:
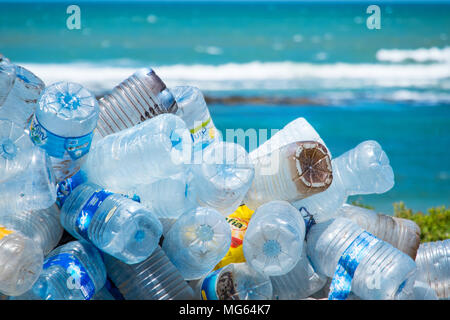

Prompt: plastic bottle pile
xmin=0 ymin=56 xmax=448 ymax=300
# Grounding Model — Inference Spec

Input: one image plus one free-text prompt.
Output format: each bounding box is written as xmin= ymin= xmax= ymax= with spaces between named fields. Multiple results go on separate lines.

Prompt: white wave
xmin=376 ymin=47 xmax=450 ymax=63
xmin=19 ymin=60 xmax=450 ymax=95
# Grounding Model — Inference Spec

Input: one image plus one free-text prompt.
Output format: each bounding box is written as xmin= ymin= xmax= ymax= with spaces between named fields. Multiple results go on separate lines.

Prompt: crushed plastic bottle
xmin=0 ymin=56 xmax=16 ymax=106
xmin=295 ymin=140 xmax=395 ymax=223
xmin=29 ymin=81 xmax=99 ymax=182
xmin=162 ymin=206 xmax=232 ymax=280
xmin=60 ymin=182 xmax=163 ymax=264
xmin=96 ymin=68 xmax=177 ymax=137
xmin=243 ymin=201 xmax=305 ymax=277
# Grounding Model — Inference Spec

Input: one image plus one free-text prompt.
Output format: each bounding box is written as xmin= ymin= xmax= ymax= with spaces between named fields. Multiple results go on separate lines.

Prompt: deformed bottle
xmin=162 ymin=206 xmax=232 ymax=280
xmin=29 ymin=81 xmax=99 ymax=182
xmin=194 ymin=262 xmax=273 ymax=300
xmin=414 ymin=239 xmax=449 ymax=299
xmin=96 ymin=68 xmax=178 ymax=137
xmin=243 ymin=201 xmax=305 ymax=277
xmin=339 ymin=204 xmax=421 ymax=259
xmin=0 ymin=56 xmax=16 ymax=107
xmin=244 ymin=141 xmax=333 ymax=211
xmin=82 ymin=113 xmax=192 ymax=195
xmin=306 ymin=217 xmax=417 ymax=300
xmin=104 ymin=246 xmax=196 ymax=300
xmin=60 ymin=182 xmax=163 ymax=264
xmin=294 ymin=140 xmax=395 ymax=223
xmin=14 ymin=240 xmax=107 ymax=300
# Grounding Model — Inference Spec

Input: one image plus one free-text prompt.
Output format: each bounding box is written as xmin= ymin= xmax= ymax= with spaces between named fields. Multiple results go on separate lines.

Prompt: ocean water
xmin=0 ymin=1 xmax=449 ymax=213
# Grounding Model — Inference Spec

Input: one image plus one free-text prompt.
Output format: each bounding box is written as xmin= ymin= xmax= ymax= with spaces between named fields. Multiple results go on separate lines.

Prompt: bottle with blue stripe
xmin=29 ymin=81 xmax=99 ymax=182
xmin=14 ymin=240 xmax=106 ymax=300
xmin=162 ymin=206 xmax=232 ymax=280
xmin=306 ymin=217 xmax=417 ymax=300
xmin=60 ymin=182 xmax=163 ymax=264
xmin=243 ymin=201 xmax=305 ymax=277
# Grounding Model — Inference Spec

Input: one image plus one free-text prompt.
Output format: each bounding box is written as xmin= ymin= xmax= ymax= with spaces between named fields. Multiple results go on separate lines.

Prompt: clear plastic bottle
xmin=0 ymin=147 xmax=56 ymax=213
xmin=60 ymin=182 xmax=163 ymax=264
xmin=415 ymin=239 xmax=449 ymax=299
xmin=14 ymin=240 xmax=106 ymax=300
xmin=82 ymin=113 xmax=192 ymax=195
xmin=29 ymin=81 xmax=99 ymax=182
xmin=162 ymin=206 xmax=232 ymax=280
xmin=396 ymin=280 xmax=439 ymax=300
xmin=96 ymin=68 xmax=178 ymax=137
xmin=191 ymin=141 xmax=255 ymax=215
xmin=0 ymin=56 xmax=16 ymax=106
xmin=0 ymin=119 xmax=35 ymax=183
xmin=0 ymin=63 xmax=45 ymax=128
xmin=0 ymin=204 xmax=63 ymax=256
xmin=306 ymin=217 xmax=417 ymax=300
xmin=339 ymin=204 xmax=421 ymax=259
xmin=243 ymin=201 xmax=305 ymax=277
xmin=172 ymin=86 xmax=221 ymax=153
xmin=194 ymin=262 xmax=273 ymax=300
xmin=0 ymin=223 xmax=43 ymax=296
xmin=294 ymin=140 xmax=395 ymax=223
xmin=103 ymin=246 xmax=196 ymax=300
xmin=244 ymin=141 xmax=333 ymax=211
xmin=271 ymin=241 xmax=328 ymax=300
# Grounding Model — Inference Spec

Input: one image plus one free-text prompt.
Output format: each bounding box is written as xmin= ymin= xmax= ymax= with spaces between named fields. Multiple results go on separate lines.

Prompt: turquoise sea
xmin=0 ymin=1 xmax=449 ymax=213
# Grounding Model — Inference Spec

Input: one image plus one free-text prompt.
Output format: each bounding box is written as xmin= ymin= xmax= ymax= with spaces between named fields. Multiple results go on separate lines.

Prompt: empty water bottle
xmin=339 ymin=204 xmax=421 ymax=259
xmin=14 ymin=240 xmax=106 ymax=300
xmin=0 ymin=56 xmax=16 ymax=106
xmin=82 ymin=113 xmax=192 ymax=195
xmin=396 ymin=280 xmax=439 ymax=300
xmin=0 ymin=147 xmax=56 ymax=213
xmin=0 ymin=119 xmax=35 ymax=183
xmin=96 ymin=68 xmax=177 ymax=137
xmin=104 ymin=246 xmax=196 ymax=300
xmin=60 ymin=182 xmax=163 ymax=264
xmin=307 ymin=217 xmax=416 ymax=300
xmin=195 ymin=262 xmax=273 ymax=300
xmin=415 ymin=239 xmax=449 ymax=299
xmin=162 ymin=206 xmax=232 ymax=280
xmin=271 ymin=241 xmax=328 ymax=300
xmin=243 ymin=201 xmax=305 ymax=277
xmin=29 ymin=81 xmax=99 ymax=182
xmin=172 ymin=86 xmax=220 ymax=152
xmin=0 ymin=62 xmax=45 ymax=128
xmin=192 ymin=141 xmax=255 ymax=215
xmin=295 ymin=140 xmax=395 ymax=223
xmin=0 ymin=222 xmax=43 ymax=296
xmin=244 ymin=141 xmax=333 ymax=210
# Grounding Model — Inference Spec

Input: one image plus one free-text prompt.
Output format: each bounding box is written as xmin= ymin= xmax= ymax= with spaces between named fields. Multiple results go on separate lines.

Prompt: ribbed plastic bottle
xmin=0 ymin=222 xmax=43 ymax=296
xmin=14 ymin=240 xmax=107 ymax=300
xmin=29 ymin=81 xmax=99 ymax=182
xmin=82 ymin=113 xmax=192 ymax=195
xmin=172 ymin=86 xmax=221 ymax=153
xmin=294 ymin=140 xmax=395 ymax=223
xmin=0 ymin=56 xmax=16 ymax=106
xmin=396 ymin=280 xmax=439 ymax=300
xmin=271 ymin=241 xmax=328 ymax=300
xmin=162 ymin=206 xmax=232 ymax=280
xmin=60 ymin=182 xmax=163 ymax=264
xmin=307 ymin=217 xmax=417 ymax=300
xmin=0 ymin=204 xmax=63 ymax=256
xmin=339 ymin=204 xmax=421 ymax=259
xmin=243 ymin=201 xmax=305 ymax=277
xmin=0 ymin=147 xmax=56 ymax=213
xmin=191 ymin=141 xmax=255 ymax=215
xmin=195 ymin=262 xmax=273 ymax=300
xmin=244 ymin=141 xmax=333 ymax=211
xmin=0 ymin=61 xmax=45 ymax=128
xmin=96 ymin=68 xmax=178 ymax=137
xmin=0 ymin=119 xmax=35 ymax=183
xmin=103 ymin=247 xmax=196 ymax=300
xmin=415 ymin=239 xmax=449 ymax=299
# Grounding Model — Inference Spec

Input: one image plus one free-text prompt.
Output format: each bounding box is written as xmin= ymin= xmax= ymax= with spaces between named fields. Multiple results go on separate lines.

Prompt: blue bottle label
xmin=200 ymin=267 xmax=223 ymax=300
xmin=328 ymin=231 xmax=381 ymax=300
xmin=43 ymin=253 xmax=96 ymax=300
xmin=191 ymin=117 xmax=217 ymax=152
xmin=29 ymin=115 xmax=94 ymax=160
xmin=56 ymin=171 xmax=87 ymax=208
xmin=76 ymin=189 xmax=113 ymax=240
